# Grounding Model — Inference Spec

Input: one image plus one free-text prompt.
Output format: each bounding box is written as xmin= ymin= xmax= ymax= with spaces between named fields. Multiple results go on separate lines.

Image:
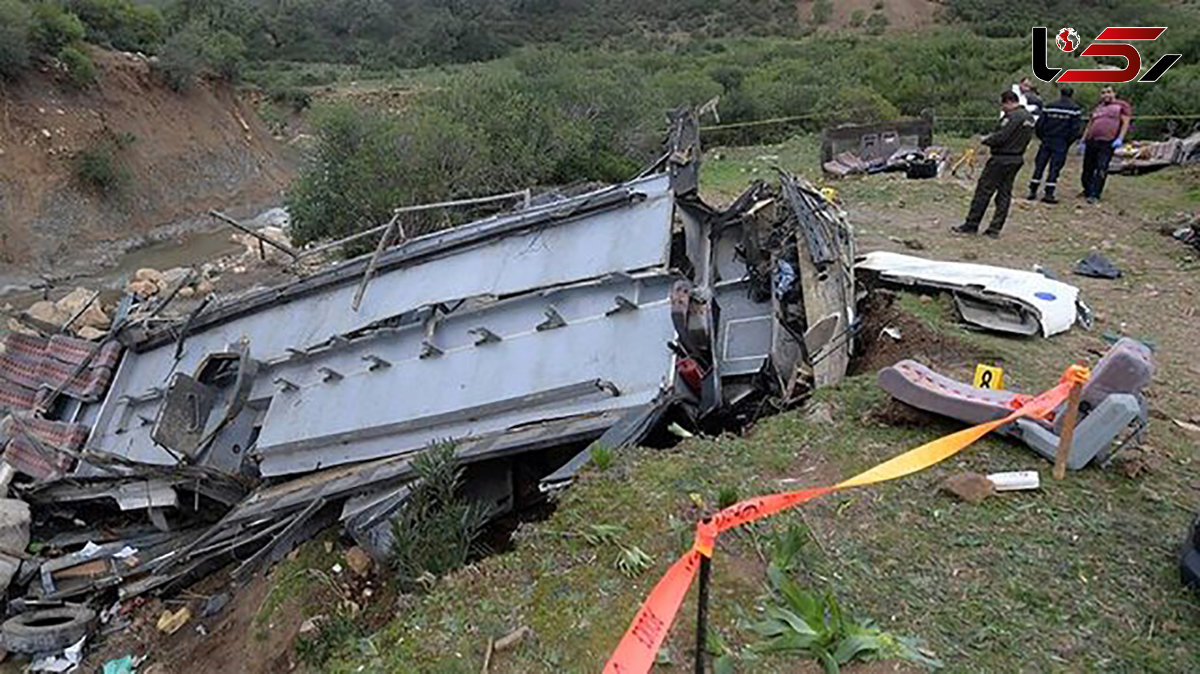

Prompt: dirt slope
xmin=0 ymin=47 xmax=295 ymax=275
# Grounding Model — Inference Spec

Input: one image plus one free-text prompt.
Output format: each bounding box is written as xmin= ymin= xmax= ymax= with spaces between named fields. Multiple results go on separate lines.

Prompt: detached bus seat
xmin=877 ymin=338 xmax=1153 ymax=470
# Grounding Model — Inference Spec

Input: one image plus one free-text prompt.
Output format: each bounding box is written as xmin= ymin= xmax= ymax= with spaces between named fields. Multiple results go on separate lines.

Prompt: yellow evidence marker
xmin=973 ymin=364 xmax=1004 ymax=390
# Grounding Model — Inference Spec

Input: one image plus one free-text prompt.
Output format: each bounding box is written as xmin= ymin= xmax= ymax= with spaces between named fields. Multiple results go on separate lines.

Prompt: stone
xmin=55 ymin=287 xmax=109 ymax=329
xmin=76 ymin=326 xmax=105 ymax=341
xmin=345 ymin=546 xmax=373 ymax=578
xmin=26 ymin=300 xmax=66 ymax=326
xmin=0 ymin=500 xmax=30 ymax=556
xmin=940 ymin=472 xmax=995 ymax=503
xmin=161 ymin=267 xmax=191 ymax=288
xmin=127 ymin=279 xmax=159 ymax=299
xmin=194 ymin=279 xmax=213 ymax=296
xmin=177 ymin=287 xmax=195 ymax=299
xmin=134 ymin=268 xmax=165 ymax=285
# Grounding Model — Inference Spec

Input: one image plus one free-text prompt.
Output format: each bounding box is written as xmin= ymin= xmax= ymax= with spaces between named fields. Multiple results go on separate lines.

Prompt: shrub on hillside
xmin=68 ymin=0 xmax=164 ymax=53
xmin=31 ymin=3 xmax=86 ymax=53
xmin=865 ymin=12 xmax=889 ymax=35
xmin=0 ymin=0 xmax=32 ymax=80
xmin=155 ymin=24 xmax=203 ymax=90
xmin=388 ymin=443 xmax=489 ymax=589
xmin=72 ymin=130 xmax=134 ymax=194
xmin=59 ymin=44 xmax=95 ymax=88
xmin=201 ymin=29 xmax=246 ymax=82
xmin=811 ymin=0 xmax=833 ymax=26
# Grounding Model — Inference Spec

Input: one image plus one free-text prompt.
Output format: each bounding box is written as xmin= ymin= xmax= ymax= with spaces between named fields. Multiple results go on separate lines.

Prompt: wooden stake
xmin=1053 ymin=376 xmax=1085 ymax=480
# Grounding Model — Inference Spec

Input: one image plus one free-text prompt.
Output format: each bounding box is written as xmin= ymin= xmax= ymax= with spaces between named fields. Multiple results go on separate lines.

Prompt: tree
xmin=0 ymin=0 xmax=32 ymax=80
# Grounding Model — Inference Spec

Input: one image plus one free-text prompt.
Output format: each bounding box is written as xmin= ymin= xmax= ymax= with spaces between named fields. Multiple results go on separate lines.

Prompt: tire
xmin=0 ymin=604 xmax=96 ymax=654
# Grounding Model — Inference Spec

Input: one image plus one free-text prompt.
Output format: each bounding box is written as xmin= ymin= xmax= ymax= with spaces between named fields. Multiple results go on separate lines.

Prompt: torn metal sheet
xmin=857 ymin=251 xmax=1082 ymax=337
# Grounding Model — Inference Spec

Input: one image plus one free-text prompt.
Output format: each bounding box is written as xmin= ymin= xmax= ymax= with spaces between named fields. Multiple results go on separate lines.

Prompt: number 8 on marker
xmin=974 ymin=364 xmax=1005 ymax=390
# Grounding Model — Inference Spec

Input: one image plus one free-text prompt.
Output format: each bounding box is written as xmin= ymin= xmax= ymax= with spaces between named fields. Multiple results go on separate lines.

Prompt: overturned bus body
xmin=0 ymin=113 xmax=856 ymax=601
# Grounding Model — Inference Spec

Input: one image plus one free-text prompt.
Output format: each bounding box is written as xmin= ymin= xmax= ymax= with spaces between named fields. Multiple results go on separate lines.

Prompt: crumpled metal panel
xmin=83 ymin=174 xmax=677 ymax=472
xmin=255 ymin=275 xmax=677 ymax=476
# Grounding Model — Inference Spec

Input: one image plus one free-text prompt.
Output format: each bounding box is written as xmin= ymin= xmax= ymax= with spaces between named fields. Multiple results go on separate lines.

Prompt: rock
xmin=26 ymin=300 xmax=66 ymax=326
xmin=0 ymin=500 xmax=30 ymax=557
xmin=55 ymin=287 xmax=109 ymax=330
xmin=940 ymin=472 xmax=995 ymax=503
xmin=345 ymin=546 xmax=373 ymax=578
xmin=161 ymin=267 xmax=191 ymax=288
xmin=126 ymin=279 xmax=159 ymax=299
xmin=194 ymin=279 xmax=212 ymax=296
xmin=177 ymin=287 xmax=195 ymax=299
xmin=76 ymin=326 xmax=105 ymax=341
xmin=134 ymin=268 xmax=165 ymax=285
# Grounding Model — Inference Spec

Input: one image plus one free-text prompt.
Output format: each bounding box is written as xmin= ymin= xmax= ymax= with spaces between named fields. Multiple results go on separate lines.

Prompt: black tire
xmin=0 ymin=604 xmax=96 ymax=654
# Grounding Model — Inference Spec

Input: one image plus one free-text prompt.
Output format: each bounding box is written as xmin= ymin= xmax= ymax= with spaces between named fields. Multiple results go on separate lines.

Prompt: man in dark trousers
xmin=952 ymin=91 xmax=1036 ymax=238
xmin=1026 ymin=86 xmax=1082 ymax=203
xmin=1080 ymin=86 xmax=1132 ymax=203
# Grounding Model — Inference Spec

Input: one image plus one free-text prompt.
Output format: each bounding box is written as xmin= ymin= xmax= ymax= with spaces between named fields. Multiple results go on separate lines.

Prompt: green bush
xmin=388 ymin=442 xmax=489 ymax=589
xmin=31 ymin=3 xmax=86 ymax=53
xmin=201 ymin=29 xmax=245 ymax=81
xmin=849 ymin=9 xmax=865 ymax=27
xmin=810 ymin=0 xmax=833 ymax=26
xmin=865 ymin=12 xmax=889 ymax=35
xmin=0 ymin=0 xmax=32 ymax=79
xmin=59 ymin=44 xmax=95 ymax=88
xmin=68 ymin=0 xmax=164 ymax=53
xmin=266 ymin=86 xmax=312 ymax=112
xmin=156 ymin=25 xmax=203 ymax=90
xmin=73 ymin=131 xmax=135 ymax=194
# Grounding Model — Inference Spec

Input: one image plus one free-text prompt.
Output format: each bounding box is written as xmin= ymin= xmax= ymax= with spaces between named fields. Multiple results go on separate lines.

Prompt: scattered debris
xmin=857 ymin=251 xmax=1087 ymax=337
xmin=1 ymin=605 xmax=95 ymax=654
xmin=102 ymin=655 xmax=138 ymax=674
xmin=1173 ymin=419 xmax=1200 ymax=434
xmin=494 ymin=625 xmax=532 ymax=652
xmin=940 ymin=472 xmax=994 ymax=503
xmin=878 ymin=338 xmax=1153 ymax=470
xmin=155 ymin=607 xmax=190 ymax=635
xmin=0 ymin=110 xmax=861 ymax=663
xmin=820 ymin=119 xmax=934 ymax=176
xmin=1110 ymin=131 xmax=1200 ymax=174
xmin=1182 ymin=515 xmax=1200 ymax=590
xmin=30 ymin=636 xmax=85 ymax=673
xmin=987 ymin=471 xmax=1040 ymax=491
xmin=881 ymin=326 xmax=902 ymax=341
xmin=1074 ymin=251 xmax=1124 ymax=279
xmin=201 ymin=592 xmax=230 ymax=618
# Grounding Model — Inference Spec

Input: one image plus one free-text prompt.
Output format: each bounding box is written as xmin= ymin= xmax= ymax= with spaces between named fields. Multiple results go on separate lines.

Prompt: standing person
xmin=1015 ymin=76 xmax=1043 ymax=119
xmin=1080 ymin=86 xmax=1132 ymax=204
xmin=1026 ymin=86 xmax=1082 ymax=203
xmin=951 ymin=91 xmax=1035 ymax=238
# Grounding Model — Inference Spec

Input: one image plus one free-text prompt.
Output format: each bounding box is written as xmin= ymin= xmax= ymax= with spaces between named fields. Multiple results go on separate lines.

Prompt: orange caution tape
xmin=603 ymin=367 xmax=1086 ymax=674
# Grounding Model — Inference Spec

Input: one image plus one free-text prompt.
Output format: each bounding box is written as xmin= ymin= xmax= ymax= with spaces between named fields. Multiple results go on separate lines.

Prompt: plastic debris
xmin=156 ymin=607 xmax=191 ymax=635
xmin=31 ymin=636 xmax=85 ymax=673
